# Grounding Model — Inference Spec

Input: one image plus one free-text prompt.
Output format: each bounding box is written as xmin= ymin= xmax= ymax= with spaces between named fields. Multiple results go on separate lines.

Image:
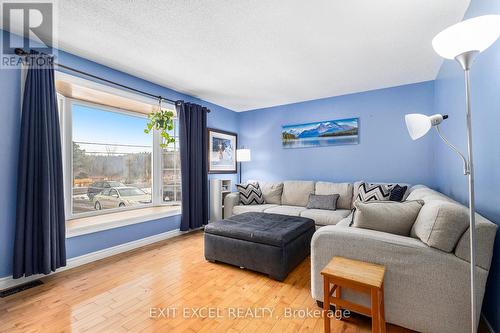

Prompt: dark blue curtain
xmin=176 ymin=101 xmax=209 ymax=231
xmin=13 ymin=53 xmax=66 ymax=278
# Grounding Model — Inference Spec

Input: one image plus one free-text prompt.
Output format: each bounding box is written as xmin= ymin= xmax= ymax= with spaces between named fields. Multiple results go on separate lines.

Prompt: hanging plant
xmin=144 ymin=98 xmax=176 ymax=148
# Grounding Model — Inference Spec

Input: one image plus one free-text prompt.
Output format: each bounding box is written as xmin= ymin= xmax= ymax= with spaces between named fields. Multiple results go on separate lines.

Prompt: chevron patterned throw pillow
xmin=236 ymin=183 xmax=265 ymax=205
xmin=356 ymin=182 xmax=395 ymax=203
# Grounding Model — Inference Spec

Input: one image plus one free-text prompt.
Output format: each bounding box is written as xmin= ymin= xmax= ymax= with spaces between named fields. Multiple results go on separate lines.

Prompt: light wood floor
xmin=0 ymin=231 xmax=416 ymax=333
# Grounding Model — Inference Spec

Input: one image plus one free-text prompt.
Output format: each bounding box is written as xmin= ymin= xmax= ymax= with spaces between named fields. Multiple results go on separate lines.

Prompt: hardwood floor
xmin=0 ymin=231 xmax=415 ymax=333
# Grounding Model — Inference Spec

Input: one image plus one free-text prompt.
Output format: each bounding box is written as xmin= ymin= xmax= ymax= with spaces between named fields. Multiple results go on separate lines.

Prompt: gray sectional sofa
xmin=225 ymin=180 xmax=355 ymax=227
xmin=223 ymin=180 xmax=498 ymax=333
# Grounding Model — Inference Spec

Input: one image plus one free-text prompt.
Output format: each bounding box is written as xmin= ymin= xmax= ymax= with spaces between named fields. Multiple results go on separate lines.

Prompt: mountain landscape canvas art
xmin=282 ymin=118 xmax=359 ymax=148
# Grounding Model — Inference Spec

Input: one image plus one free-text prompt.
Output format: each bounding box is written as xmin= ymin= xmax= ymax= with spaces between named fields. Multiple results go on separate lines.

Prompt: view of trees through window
xmin=71 ymin=103 xmax=153 ymax=215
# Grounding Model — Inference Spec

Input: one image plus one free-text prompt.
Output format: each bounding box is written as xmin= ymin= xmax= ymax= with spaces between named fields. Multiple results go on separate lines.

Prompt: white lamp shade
xmin=405 ymin=114 xmax=445 ymax=140
xmin=236 ymin=149 xmax=251 ymax=162
xmin=432 ymin=15 xmax=500 ymax=59
xmin=405 ymin=114 xmax=432 ymax=140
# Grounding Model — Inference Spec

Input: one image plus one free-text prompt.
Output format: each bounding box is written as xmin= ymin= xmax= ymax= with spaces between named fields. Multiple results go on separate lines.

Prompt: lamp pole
xmin=239 ymin=161 xmax=243 ymax=184
xmin=455 ymin=50 xmax=478 ymax=333
xmin=414 ymin=14 xmax=500 ymax=333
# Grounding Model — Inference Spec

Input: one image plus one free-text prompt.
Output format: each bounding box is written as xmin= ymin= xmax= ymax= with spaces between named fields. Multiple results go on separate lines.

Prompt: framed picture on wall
xmin=208 ymin=128 xmax=237 ymax=174
xmin=282 ymin=117 xmax=359 ymax=149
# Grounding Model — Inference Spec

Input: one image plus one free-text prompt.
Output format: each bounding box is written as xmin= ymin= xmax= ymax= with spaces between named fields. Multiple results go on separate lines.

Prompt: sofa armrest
xmin=310 ymin=225 xmax=483 ymax=301
xmin=311 ymin=225 xmax=429 ymax=298
xmin=224 ymin=192 xmax=240 ymax=218
xmin=311 ymin=225 xmax=489 ymax=333
xmin=454 ymin=213 xmax=497 ymax=270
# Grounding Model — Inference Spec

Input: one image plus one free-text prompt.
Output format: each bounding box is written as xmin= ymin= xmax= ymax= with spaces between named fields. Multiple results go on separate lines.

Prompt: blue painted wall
xmin=0 ymin=29 xmax=239 ymax=278
xmin=66 ymin=215 xmax=181 ymax=258
xmin=238 ymin=81 xmax=436 ymax=185
xmin=433 ymin=1 xmax=500 ymax=330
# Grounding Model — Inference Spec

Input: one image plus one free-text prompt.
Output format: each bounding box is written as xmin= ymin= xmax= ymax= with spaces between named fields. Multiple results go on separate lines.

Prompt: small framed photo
xmin=208 ymin=128 xmax=237 ymax=174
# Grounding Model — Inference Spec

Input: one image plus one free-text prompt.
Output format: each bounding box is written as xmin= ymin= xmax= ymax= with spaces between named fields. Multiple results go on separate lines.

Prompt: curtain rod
xmin=14 ymin=48 xmax=202 ymax=110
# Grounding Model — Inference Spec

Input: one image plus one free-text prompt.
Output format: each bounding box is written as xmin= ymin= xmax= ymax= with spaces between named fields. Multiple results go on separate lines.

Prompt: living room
xmin=0 ymin=1 xmax=499 ymax=333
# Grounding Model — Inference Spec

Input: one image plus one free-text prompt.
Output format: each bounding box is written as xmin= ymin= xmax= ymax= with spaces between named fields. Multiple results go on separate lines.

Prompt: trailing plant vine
xmin=144 ymin=99 xmax=176 ymax=148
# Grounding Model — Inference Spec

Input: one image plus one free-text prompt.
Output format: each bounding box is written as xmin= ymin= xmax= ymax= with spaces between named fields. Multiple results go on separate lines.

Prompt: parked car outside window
xmin=92 ymin=186 xmax=151 ymax=210
xmin=87 ymin=181 xmax=125 ymax=200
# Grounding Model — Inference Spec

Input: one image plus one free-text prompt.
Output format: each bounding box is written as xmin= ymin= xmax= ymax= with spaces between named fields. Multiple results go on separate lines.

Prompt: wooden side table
xmin=320 ymin=256 xmax=386 ymax=333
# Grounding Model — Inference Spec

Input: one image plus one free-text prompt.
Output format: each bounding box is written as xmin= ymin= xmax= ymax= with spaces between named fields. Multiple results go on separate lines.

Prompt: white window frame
xmin=161 ymin=120 xmax=182 ymax=204
xmin=55 ymin=71 xmax=179 ymax=220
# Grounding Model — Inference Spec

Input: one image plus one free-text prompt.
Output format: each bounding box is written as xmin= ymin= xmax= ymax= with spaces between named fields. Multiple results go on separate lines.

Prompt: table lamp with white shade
xmin=405 ymin=14 xmax=500 ymax=333
xmin=236 ymin=148 xmax=251 ymax=184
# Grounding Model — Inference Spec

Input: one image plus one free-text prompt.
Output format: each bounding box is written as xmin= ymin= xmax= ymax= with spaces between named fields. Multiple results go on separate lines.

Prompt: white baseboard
xmin=481 ymin=313 xmax=496 ymax=333
xmin=0 ymin=228 xmax=184 ymax=291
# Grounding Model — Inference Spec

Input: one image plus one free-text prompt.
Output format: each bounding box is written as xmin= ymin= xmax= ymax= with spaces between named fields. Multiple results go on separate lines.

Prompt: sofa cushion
xmin=314 ymin=182 xmax=353 ymax=210
xmin=411 ymin=200 xmax=470 ymax=252
xmin=408 ymin=186 xmax=497 ymax=270
xmin=259 ymin=181 xmax=284 ymax=204
xmin=352 ymin=200 xmax=424 ymax=236
xmin=281 ymin=181 xmax=315 ymax=206
xmin=307 ymin=194 xmax=339 ymax=210
xmin=263 ymin=205 xmax=308 ymax=216
xmin=233 ymin=204 xmax=278 ymax=215
xmin=236 ymin=183 xmax=265 ymax=205
xmin=300 ymin=209 xmax=351 ymax=226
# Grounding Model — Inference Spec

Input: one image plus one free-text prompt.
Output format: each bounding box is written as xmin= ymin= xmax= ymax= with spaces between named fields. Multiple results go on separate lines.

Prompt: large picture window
xmin=71 ymin=103 xmax=153 ymax=215
xmin=56 ymin=74 xmax=181 ymax=220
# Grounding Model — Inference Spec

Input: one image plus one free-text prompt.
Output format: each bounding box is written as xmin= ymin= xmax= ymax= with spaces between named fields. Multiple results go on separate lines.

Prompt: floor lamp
xmin=405 ymin=15 xmax=500 ymax=333
xmin=236 ymin=148 xmax=251 ymax=184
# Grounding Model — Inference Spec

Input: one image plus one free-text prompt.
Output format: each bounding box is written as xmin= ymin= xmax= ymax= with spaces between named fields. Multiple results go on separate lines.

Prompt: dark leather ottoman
xmin=204 ymin=212 xmax=315 ymax=281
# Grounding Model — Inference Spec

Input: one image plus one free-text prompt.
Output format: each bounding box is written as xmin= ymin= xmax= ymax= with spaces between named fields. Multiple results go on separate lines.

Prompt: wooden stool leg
xmin=380 ymin=284 xmax=386 ymax=333
xmin=336 ymin=285 xmax=342 ymax=318
xmin=371 ymin=287 xmax=380 ymax=333
xmin=323 ymin=277 xmax=331 ymax=333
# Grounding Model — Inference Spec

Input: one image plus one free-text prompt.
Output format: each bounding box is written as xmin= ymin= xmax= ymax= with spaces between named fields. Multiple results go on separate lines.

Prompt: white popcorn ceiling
xmin=28 ymin=0 xmax=472 ymax=111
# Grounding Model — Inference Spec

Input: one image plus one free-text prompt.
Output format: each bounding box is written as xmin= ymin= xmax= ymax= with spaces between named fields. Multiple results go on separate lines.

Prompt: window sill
xmin=66 ymin=206 xmax=181 ymax=238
